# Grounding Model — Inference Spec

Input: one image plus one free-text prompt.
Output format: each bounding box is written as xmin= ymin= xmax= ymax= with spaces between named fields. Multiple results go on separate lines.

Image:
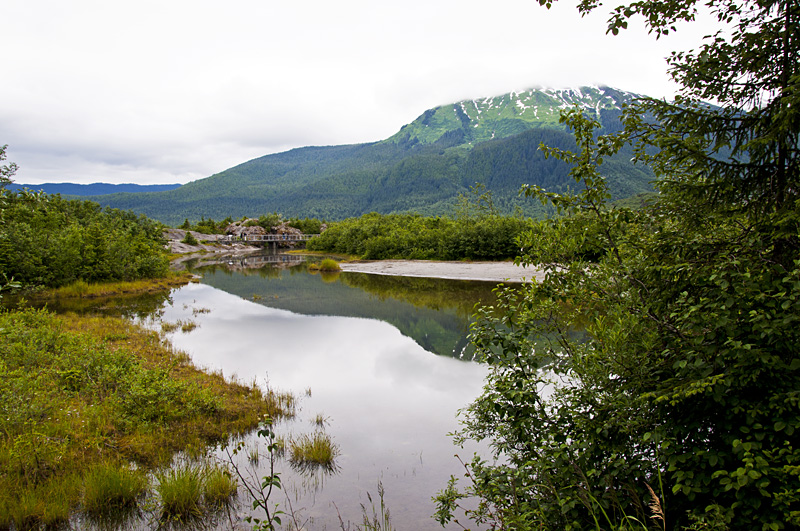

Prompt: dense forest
xmin=307 ymin=211 xmax=534 ymax=260
xmin=7 ymin=182 xmax=181 ymax=196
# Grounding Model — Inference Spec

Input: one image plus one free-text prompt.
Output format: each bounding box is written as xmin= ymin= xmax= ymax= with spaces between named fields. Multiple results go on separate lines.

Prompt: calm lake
xmin=143 ymin=254 xmax=503 ymax=530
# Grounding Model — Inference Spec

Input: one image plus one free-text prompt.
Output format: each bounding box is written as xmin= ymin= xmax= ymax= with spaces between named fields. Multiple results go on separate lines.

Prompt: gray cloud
xmin=1 ymin=0 xmax=715 ymax=185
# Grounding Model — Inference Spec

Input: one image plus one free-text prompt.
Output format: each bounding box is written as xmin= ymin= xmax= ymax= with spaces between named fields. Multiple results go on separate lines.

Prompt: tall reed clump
xmin=360 ymin=482 xmax=393 ymax=531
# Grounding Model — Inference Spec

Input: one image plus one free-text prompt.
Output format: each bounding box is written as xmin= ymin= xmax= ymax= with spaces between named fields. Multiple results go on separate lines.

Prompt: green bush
xmin=318 ymin=259 xmax=341 ymax=271
xmin=181 ymin=231 xmax=199 ymax=245
xmin=0 ymin=190 xmax=169 ymax=287
xmin=117 ymin=367 xmax=220 ymax=425
xmin=438 ymin=106 xmax=800 ymax=529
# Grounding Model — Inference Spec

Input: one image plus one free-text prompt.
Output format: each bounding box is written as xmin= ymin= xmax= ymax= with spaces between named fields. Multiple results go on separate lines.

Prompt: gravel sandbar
xmin=338 ymin=260 xmax=543 ymax=283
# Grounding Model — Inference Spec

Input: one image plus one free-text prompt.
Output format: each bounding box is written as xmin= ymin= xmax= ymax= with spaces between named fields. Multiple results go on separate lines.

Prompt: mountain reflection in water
xmin=187 ymin=255 xmax=505 ymax=360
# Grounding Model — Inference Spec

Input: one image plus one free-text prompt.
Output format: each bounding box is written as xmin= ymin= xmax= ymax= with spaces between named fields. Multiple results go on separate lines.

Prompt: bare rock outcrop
xmin=224 ymin=220 xmax=267 ymax=238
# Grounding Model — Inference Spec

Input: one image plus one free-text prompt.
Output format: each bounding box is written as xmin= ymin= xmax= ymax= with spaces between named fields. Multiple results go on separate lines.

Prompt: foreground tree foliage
xmin=436 ymin=0 xmax=799 ymax=529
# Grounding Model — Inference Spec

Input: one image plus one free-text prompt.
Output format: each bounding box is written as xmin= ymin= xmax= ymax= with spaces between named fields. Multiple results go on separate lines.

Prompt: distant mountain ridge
xmin=8 ymin=182 xmax=181 ymax=196
xmin=79 ymin=86 xmax=654 ymax=225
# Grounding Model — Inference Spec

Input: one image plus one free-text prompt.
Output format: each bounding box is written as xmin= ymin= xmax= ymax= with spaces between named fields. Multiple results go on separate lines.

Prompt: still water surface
xmin=149 ymin=256 xmax=503 ymax=529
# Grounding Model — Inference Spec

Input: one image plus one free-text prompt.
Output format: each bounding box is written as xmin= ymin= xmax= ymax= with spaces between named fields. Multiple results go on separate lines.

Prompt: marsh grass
xmin=156 ymin=465 xmax=205 ymax=519
xmin=360 ymin=482 xmax=393 ymax=531
xmin=178 ymin=319 xmax=198 ymax=333
xmin=0 ymin=307 xmax=295 ymax=529
xmin=161 ymin=321 xmax=180 ymax=333
xmin=288 ymin=432 xmax=339 ymax=470
xmin=312 ymin=413 xmax=329 ymax=428
xmin=41 ymin=272 xmax=196 ymax=299
xmin=247 ymin=443 xmax=261 ymax=464
xmin=202 ymin=465 xmax=238 ymax=508
xmin=83 ymin=462 xmax=148 ymax=514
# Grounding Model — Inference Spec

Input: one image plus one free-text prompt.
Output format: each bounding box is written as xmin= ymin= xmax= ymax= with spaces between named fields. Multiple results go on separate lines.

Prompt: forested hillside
xmin=7 ymin=182 xmax=181 ymax=196
xmin=82 ymin=87 xmax=655 ymax=225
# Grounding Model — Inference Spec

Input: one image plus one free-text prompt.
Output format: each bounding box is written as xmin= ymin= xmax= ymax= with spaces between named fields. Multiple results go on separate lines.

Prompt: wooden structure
xmin=220 ymin=233 xmax=315 ymax=251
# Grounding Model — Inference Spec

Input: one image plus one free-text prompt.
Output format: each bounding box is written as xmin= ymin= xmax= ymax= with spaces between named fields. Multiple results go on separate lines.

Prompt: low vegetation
xmin=37 ymin=272 xmax=195 ymax=299
xmin=202 ymin=463 xmax=239 ymax=507
xmin=155 ymin=464 xmax=206 ymax=520
xmin=0 ymin=307 xmax=294 ymax=528
xmin=308 ymin=258 xmax=342 ymax=272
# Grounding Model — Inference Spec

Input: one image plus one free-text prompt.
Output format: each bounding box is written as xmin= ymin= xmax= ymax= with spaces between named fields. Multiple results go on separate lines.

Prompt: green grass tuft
xmin=318 ymin=258 xmax=341 ymax=271
xmin=288 ymin=432 xmax=339 ymax=470
xmin=156 ymin=465 xmax=204 ymax=519
xmin=202 ymin=465 xmax=238 ymax=508
xmin=83 ymin=461 xmax=147 ymax=514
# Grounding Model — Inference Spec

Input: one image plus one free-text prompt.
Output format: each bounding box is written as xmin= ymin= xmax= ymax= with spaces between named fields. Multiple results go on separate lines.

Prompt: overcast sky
xmin=1 ymin=0 xmax=718 ymax=185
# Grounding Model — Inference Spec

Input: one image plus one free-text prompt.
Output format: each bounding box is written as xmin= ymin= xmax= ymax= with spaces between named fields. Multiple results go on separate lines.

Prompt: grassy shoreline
xmin=0 ymin=275 xmax=295 ymax=528
xmin=33 ymin=271 xmax=198 ymax=299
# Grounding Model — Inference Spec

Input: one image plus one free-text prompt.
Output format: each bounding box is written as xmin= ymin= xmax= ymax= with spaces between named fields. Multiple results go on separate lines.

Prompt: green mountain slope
xmin=85 ymin=86 xmax=654 ymax=224
xmin=385 ymin=86 xmax=631 ymax=147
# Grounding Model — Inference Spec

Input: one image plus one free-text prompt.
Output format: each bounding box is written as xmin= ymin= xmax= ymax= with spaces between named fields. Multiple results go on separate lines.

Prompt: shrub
xmin=181 ymin=231 xmax=199 ymax=245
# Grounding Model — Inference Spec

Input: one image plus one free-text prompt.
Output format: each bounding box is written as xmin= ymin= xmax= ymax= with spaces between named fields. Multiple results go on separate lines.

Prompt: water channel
xmin=143 ymin=253 xmax=505 ymax=530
